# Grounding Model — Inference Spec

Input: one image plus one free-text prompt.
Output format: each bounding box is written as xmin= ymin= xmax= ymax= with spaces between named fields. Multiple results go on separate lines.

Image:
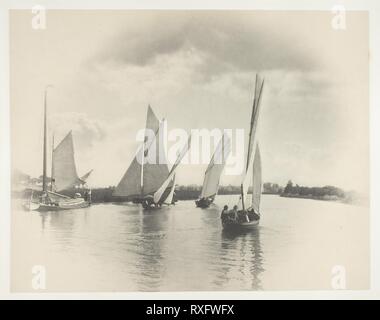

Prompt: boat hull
xmin=25 ymin=198 xmax=90 ymax=211
xmin=140 ymin=192 xmax=176 ymax=210
xmin=222 ymin=219 xmax=259 ymax=230
xmin=195 ymin=197 xmax=214 ymax=208
xmin=22 ymin=201 xmax=41 ymax=211
xmin=221 ymin=208 xmax=260 ymax=231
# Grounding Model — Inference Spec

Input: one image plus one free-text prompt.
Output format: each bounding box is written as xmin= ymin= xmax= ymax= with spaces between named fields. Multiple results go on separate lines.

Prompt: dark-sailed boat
xmin=24 ymin=87 xmax=92 ymax=211
xmin=222 ymin=75 xmax=264 ymax=230
xmin=113 ymin=105 xmax=190 ymax=209
xmin=195 ymin=132 xmax=231 ymax=208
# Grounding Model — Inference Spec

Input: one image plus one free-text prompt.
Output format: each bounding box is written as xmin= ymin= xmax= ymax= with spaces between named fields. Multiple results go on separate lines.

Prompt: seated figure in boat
xmin=222 ymin=204 xmax=260 ymax=225
xmin=231 ymin=205 xmax=239 ymax=221
xmin=220 ymin=205 xmax=231 ymax=223
xmin=238 ymin=210 xmax=250 ymax=223
xmin=221 ymin=205 xmax=240 ymax=224
xmin=236 ymin=208 xmax=260 ymax=222
xmin=247 ymin=208 xmax=260 ymax=221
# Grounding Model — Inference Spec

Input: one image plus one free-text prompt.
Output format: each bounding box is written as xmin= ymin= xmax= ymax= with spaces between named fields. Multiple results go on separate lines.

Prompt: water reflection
xmin=38 ymin=210 xmax=90 ymax=256
xmin=220 ymin=227 xmax=264 ymax=290
xmin=135 ymin=207 xmax=169 ymax=291
xmin=35 ymin=203 xmax=264 ymax=290
xmin=12 ymin=196 xmax=369 ymax=291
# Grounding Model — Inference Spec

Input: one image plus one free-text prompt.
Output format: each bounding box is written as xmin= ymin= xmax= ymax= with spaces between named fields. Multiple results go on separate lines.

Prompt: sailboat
xmin=195 ymin=133 xmax=231 ymax=208
xmin=113 ymin=105 xmax=191 ymax=209
xmin=24 ymin=87 xmax=91 ymax=211
xmin=221 ymin=75 xmax=264 ymax=230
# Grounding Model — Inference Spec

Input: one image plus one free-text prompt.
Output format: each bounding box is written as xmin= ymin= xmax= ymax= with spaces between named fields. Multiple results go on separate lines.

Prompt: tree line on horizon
xmin=13 ymin=168 xmax=354 ymax=204
xmin=281 ymin=180 xmax=346 ymax=200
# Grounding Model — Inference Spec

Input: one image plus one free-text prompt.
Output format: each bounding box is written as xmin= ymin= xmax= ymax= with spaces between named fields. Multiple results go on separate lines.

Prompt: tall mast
xmin=42 ymin=85 xmax=53 ymax=193
xmin=241 ymin=75 xmax=265 ymax=211
xmin=246 ymin=74 xmax=258 ymax=172
xmin=50 ymin=134 xmax=54 ymax=191
xmin=241 ymin=76 xmax=258 ymax=211
xmin=222 ymin=131 xmax=225 ymax=164
xmin=42 ymin=88 xmax=48 ymax=192
xmin=140 ymin=139 xmax=145 ymax=197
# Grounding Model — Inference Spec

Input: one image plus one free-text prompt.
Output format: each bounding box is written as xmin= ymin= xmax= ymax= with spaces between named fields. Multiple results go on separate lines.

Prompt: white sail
xmin=142 ymin=105 xmax=170 ymax=196
xmin=239 ymin=75 xmax=264 ymax=210
xmin=164 ymin=174 xmax=176 ymax=204
xmin=113 ymin=106 xmax=170 ymax=198
xmin=113 ymin=145 xmax=143 ymax=197
xmin=238 ymin=147 xmax=254 ymax=210
xmin=246 ymin=75 xmax=263 ymax=170
xmin=52 ymin=131 xmax=81 ymax=192
xmin=154 ymin=135 xmax=191 ymax=204
xmin=251 ymin=144 xmax=262 ymax=212
xmin=200 ymin=133 xmax=231 ymax=199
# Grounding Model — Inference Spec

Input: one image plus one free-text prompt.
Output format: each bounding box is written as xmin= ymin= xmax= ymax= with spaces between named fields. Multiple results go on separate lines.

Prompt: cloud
xmin=10 ymin=11 xmax=368 ymax=193
xmin=49 ymin=112 xmax=106 ymax=149
xmin=97 ymin=12 xmax=318 ymax=79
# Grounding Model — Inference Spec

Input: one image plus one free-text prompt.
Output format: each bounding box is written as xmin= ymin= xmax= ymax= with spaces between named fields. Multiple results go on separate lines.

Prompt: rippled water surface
xmin=12 ymin=195 xmax=369 ymax=291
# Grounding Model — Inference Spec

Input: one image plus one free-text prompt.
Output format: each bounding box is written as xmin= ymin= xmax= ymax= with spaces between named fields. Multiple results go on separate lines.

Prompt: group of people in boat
xmin=220 ymin=205 xmax=260 ymax=224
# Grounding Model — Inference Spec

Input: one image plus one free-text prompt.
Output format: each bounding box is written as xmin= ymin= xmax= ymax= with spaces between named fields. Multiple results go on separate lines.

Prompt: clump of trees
xmin=263 ymin=183 xmax=283 ymax=194
xmin=175 ymin=184 xmax=242 ymax=200
xmin=282 ymin=180 xmax=346 ymax=200
xmin=175 ymin=185 xmax=202 ymax=200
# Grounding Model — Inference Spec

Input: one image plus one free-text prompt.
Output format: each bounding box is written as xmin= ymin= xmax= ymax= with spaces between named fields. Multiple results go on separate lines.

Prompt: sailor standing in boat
xmin=249 ymin=210 xmax=260 ymax=221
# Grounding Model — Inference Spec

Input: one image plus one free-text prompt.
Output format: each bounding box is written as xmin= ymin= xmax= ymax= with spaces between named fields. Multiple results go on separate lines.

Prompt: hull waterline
xmin=195 ymin=197 xmax=214 ymax=208
xmin=25 ymin=199 xmax=90 ymax=211
xmin=222 ymin=219 xmax=259 ymax=230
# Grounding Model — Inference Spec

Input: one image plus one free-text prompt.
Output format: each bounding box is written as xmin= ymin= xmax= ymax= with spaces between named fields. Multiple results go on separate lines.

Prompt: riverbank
xmin=280 ymin=193 xmax=368 ymax=206
xmin=281 ymin=193 xmax=343 ymax=201
xmin=13 ymin=184 xmax=367 ymax=206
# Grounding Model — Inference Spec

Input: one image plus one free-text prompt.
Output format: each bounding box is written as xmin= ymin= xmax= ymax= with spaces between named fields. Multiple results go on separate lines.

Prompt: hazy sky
xmin=10 ymin=10 xmax=369 ymax=193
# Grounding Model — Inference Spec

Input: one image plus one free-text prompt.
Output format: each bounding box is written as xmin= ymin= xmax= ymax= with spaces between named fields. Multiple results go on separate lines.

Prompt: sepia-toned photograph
xmin=9 ymin=9 xmax=369 ymax=292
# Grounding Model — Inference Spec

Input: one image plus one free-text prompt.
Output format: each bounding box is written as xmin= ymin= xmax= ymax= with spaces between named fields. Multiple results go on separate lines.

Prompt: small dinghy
xmin=222 ymin=75 xmax=264 ymax=231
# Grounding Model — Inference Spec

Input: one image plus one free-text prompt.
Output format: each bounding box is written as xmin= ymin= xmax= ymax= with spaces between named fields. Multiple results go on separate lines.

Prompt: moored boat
xmin=24 ymin=86 xmax=91 ymax=211
xmin=28 ymin=192 xmax=90 ymax=211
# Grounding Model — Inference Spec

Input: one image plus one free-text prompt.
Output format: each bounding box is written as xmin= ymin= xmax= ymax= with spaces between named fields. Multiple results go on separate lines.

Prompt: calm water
xmin=12 ymin=195 xmax=369 ymax=292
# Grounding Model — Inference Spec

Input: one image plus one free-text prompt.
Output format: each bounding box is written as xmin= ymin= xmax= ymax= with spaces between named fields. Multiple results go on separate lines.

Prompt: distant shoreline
xmin=12 ymin=176 xmax=367 ymax=207
xmin=280 ymin=193 xmax=343 ymax=202
xmin=280 ymin=193 xmax=368 ymax=206
xmin=13 ymin=189 xmax=366 ymax=207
